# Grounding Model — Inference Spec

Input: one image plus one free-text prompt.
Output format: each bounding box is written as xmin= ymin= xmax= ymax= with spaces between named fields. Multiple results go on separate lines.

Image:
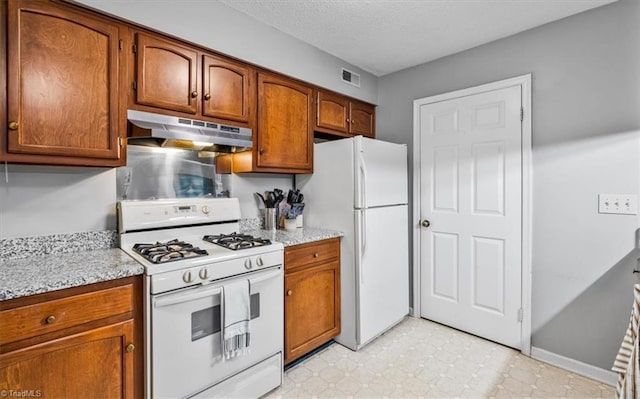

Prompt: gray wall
xmin=0 ymin=166 xmax=117 ymax=238
xmin=75 ymin=0 xmax=378 ymax=104
xmin=377 ymin=0 xmax=640 ymax=370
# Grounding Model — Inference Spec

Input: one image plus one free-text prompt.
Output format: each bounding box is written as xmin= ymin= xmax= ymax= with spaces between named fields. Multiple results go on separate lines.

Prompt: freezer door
xmin=354 ymin=136 xmax=408 ymax=209
xmin=355 ymin=205 xmax=409 ymax=347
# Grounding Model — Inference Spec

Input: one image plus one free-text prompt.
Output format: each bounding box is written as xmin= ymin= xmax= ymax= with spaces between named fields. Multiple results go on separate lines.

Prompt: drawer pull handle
xmin=45 ymin=315 xmax=56 ymax=324
xmin=313 ymin=253 xmax=319 ymax=258
xmin=126 ymin=344 xmax=135 ymax=353
xmin=287 ymin=290 xmax=293 ymax=296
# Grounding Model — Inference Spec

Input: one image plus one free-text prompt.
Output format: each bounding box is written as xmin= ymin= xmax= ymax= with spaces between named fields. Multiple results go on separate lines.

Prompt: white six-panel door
xmin=419 ymin=85 xmax=523 ymax=348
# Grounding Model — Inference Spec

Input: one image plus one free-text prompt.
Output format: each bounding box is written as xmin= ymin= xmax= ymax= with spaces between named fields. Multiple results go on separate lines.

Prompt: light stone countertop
xmin=0 ymin=226 xmax=341 ymax=301
xmin=241 ymin=226 xmax=343 ymax=247
xmin=0 ymin=248 xmax=144 ymax=302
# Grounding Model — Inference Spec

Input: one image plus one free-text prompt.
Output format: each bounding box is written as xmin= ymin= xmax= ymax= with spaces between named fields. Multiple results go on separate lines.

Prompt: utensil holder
xmin=264 ymin=208 xmax=277 ymax=230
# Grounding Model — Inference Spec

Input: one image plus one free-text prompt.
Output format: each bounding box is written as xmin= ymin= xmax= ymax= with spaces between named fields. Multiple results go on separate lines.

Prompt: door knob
xmin=421 ymin=220 xmax=431 ymax=228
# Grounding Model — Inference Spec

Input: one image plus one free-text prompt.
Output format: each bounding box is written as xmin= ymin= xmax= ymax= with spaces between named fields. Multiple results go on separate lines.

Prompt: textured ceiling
xmin=219 ymin=0 xmax=617 ymax=76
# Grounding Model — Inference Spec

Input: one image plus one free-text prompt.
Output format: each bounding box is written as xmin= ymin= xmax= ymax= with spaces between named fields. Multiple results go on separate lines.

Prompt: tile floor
xmin=267 ymin=317 xmax=615 ymax=398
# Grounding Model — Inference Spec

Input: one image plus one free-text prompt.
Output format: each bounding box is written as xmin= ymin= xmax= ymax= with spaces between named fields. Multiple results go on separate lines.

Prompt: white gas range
xmin=118 ymin=198 xmax=284 ymax=399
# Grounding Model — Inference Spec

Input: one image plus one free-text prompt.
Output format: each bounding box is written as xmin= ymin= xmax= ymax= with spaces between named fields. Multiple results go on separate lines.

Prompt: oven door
xmin=150 ymin=267 xmax=283 ymax=398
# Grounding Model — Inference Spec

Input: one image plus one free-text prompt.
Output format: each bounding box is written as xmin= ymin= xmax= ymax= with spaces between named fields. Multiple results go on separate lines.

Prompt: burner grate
xmin=133 ymin=239 xmax=208 ymax=264
xmin=203 ymin=232 xmax=271 ymax=251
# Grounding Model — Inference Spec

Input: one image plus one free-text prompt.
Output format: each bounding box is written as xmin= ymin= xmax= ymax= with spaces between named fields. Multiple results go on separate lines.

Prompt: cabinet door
xmin=284 ymin=260 xmax=340 ymax=364
xmin=350 ymin=101 xmax=376 ymax=138
xmin=135 ymin=32 xmax=198 ymax=114
xmin=0 ymin=320 xmax=135 ymax=399
xmin=6 ymin=0 xmax=122 ymax=161
xmin=257 ymin=73 xmax=313 ymax=173
xmin=316 ymin=91 xmax=349 ymax=134
xmin=202 ymin=54 xmax=254 ymax=124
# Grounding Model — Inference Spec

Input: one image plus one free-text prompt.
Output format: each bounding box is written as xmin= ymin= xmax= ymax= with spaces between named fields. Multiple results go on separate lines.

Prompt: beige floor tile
xmin=267 ymin=317 xmax=615 ymax=399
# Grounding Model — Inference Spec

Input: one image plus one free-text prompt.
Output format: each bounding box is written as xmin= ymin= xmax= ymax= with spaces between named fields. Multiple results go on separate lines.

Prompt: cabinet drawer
xmin=285 ymin=238 xmax=340 ymax=272
xmin=0 ymin=284 xmax=133 ymax=345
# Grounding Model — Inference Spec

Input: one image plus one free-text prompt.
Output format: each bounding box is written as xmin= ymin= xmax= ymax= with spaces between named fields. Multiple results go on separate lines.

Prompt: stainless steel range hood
xmin=127 ymin=109 xmax=252 ymax=152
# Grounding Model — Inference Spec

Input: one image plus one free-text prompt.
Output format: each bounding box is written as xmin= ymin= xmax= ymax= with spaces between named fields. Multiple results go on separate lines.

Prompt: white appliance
xmin=118 ymin=198 xmax=284 ymax=399
xmin=297 ymin=135 xmax=409 ymax=350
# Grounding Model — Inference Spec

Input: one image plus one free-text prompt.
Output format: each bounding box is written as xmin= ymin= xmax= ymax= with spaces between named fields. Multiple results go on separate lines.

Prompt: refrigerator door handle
xmin=358 ymin=153 xmax=368 ymax=208
xmin=359 ymin=209 xmax=367 ymax=284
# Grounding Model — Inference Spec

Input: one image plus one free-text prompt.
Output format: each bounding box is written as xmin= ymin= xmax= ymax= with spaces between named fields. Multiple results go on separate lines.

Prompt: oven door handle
xmin=154 ymin=285 xmax=222 ymax=308
xmin=248 ymin=268 xmax=282 ymax=286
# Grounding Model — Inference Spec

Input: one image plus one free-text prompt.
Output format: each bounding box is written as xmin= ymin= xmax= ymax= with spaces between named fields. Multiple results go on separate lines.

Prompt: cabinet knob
xmin=8 ymin=121 xmax=19 ymax=130
xmin=45 ymin=315 xmax=56 ymax=324
xmin=204 ymin=93 xmax=211 ymax=100
xmin=259 ymin=148 xmax=264 ymax=155
xmin=313 ymin=253 xmax=319 ymax=258
xmin=287 ymin=290 xmax=293 ymax=296
xmin=126 ymin=343 xmax=135 ymax=353
xmin=191 ymin=91 xmax=199 ymax=98
xmin=346 ymin=119 xmax=350 ymax=123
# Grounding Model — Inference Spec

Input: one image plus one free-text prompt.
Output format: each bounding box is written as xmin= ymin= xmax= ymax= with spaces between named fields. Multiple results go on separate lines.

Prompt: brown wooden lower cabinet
xmin=0 ymin=276 xmax=143 ymax=398
xmin=284 ymin=238 xmax=341 ymax=364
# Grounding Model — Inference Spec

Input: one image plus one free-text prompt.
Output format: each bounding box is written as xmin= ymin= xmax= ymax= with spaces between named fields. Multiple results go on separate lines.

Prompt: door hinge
xmin=119 ymin=39 xmax=123 ymax=51
xmin=517 ymin=308 xmax=523 ymax=322
xmin=132 ymin=44 xmax=137 ymax=54
xmin=520 ymin=107 xmax=524 ymax=122
xmin=132 ymin=81 xmax=137 ymax=90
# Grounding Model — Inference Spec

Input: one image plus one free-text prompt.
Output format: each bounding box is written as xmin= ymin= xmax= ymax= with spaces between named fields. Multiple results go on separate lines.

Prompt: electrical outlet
xmin=598 ymin=194 xmax=638 ymax=215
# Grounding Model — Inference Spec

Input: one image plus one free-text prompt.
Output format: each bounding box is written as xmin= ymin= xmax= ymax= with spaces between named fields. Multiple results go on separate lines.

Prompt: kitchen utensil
xmin=255 ymin=192 xmax=266 ymax=207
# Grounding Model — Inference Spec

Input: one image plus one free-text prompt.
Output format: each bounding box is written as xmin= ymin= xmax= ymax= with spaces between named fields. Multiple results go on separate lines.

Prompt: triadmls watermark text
xmin=0 ymin=390 xmax=42 ymax=398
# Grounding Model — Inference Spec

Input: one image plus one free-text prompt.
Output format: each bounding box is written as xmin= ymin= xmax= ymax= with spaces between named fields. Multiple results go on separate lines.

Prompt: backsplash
xmin=0 ymin=231 xmax=118 ymax=260
xmin=116 ymin=145 xmax=227 ymax=201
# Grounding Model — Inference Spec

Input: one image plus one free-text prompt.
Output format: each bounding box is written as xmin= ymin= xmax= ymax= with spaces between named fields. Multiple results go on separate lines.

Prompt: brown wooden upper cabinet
xmin=228 ymin=72 xmax=313 ymax=174
xmin=256 ymin=73 xmax=313 ymax=173
xmin=350 ymin=100 xmax=376 ymax=138
xmin=201 ymin=54 xmax=254 ymax=124
xmin=315 ymin=90 xmax=376 ymax=138
xmin=132 ymin=33 xmax=255 ymax=128
xmin=3 ymin=0 xmax=125 ymax=166
xmin=134 ymin=32 xmax=199 ymax=115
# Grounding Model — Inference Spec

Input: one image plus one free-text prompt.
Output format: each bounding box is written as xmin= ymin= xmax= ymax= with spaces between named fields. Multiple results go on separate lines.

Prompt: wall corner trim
xmin=530 ymin=346 xmax=617 ymax=386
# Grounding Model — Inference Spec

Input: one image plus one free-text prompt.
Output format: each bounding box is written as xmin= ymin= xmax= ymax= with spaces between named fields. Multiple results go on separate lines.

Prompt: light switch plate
xmin=598 ymin=194 xmax=638 ymax=215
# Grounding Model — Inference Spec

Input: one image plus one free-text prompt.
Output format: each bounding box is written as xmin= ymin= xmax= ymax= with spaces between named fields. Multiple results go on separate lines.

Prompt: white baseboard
xmin=530 ymin=346 xmax=617 ymax=386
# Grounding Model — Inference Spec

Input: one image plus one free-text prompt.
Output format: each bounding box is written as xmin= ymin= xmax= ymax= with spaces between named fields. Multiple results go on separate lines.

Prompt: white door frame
xmin=412 ymin=74 xmax=533 ymax=355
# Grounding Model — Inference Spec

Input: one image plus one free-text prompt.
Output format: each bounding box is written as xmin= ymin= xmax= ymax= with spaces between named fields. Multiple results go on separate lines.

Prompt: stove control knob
xmin=256 ymin=256 xmax=264 ymax=267
xmin=202 ymin=205 xmax=210 ymax=215
xmin=199 ymin=268 xmax=208 ymax=280
xmin=244 ymin=259 xmax=253 ymax=270
xmin=183 ymin=271 xmax=193 ymax=283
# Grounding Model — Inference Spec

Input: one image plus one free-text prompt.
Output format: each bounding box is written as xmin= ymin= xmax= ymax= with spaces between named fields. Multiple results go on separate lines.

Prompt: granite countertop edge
xmin=241 ymin=226 xmax=344 ymax=247
xmin=0 ymin=248 xmax=144 ymax=302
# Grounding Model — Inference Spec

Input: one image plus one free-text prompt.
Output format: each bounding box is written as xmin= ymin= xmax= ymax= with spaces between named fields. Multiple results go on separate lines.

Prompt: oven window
xmin=191 ymin=293 xmax=260 ymax=341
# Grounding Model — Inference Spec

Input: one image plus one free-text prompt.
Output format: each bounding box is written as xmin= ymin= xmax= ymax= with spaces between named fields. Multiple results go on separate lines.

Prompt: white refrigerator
xmin=297 ymin=135 xmax=409 ymax=350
